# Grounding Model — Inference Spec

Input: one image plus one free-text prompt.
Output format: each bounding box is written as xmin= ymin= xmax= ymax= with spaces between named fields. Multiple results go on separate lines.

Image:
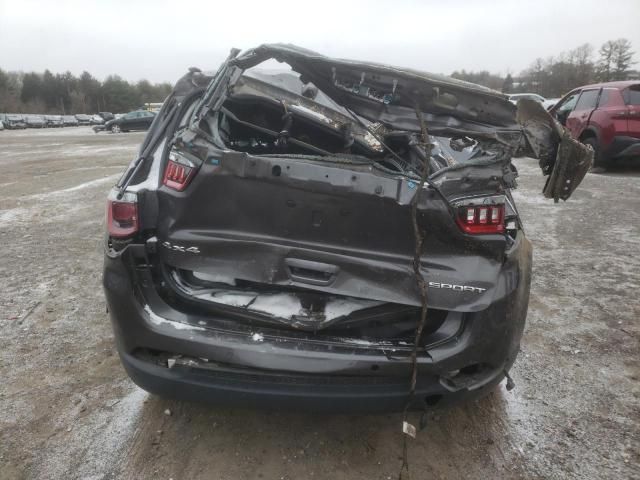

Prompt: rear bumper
xmin=104 ymin=235 xmax=531 ymax=413
xmin=119 ymin=348 xmax=506 ymax=413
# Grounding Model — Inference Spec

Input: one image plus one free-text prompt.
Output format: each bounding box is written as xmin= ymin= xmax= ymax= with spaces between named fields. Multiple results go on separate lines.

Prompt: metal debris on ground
xmin=402 ymin=421 xmax=417 ymax=439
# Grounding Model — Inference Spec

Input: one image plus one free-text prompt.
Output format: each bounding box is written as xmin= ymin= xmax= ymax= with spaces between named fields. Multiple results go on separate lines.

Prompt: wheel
xmin=110 ymin=124 xmax=121 ymax=133
xmin=582 ymin=136 xmax=605 ymax=172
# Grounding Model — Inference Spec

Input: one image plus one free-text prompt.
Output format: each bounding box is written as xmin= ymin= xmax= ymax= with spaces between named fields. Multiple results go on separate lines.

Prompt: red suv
xmin=550 ymin=81 xmax=640 ymax=170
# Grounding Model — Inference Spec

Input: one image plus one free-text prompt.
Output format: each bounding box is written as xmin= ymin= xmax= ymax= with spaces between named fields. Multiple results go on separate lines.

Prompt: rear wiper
xmin=116 ymin=101 xmax=179 ymax=199
xmin=194 ymin=48 xmax=241 ymax=123
xmin=118 ymin=50 xmax=244 ymax=199
xmin=116 ymin=83 xmax=208 ymax=199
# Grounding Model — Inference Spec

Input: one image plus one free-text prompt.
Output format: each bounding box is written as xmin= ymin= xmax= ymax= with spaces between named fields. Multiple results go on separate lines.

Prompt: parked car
xmin=103 ymin=109 xmax=155 ymax=133
xmin=0 ymin=120 xmax=4 ymax=131
xmin=550 ymin=81 xmax=640 ymax=170
xmin=142 ymin=102 xmax=164 ymax=113
xmin=2 ymin=114 xmax=27 ymax=129
xmin=508 ymin=93 xmax=556 ymax=110
xmin=103 ymin=44 xmax=590 ymax=412
xmin=75 ymin=114 xmax=92 ymax=126
xmin=92 ymin=112 xmax=115 ymax=131
xmin=90 ymin=114 xmax=104 ymax=125
xmin=98 ymin=112 xmax=115 ymax=122
xmin=545 ymin=98 xmax=561 ymax=110
xmin=508 ymin=93 xmax=545 ymax=104
xmin=62 ymin=115 xmax=79 ymax=127
xmin=44 ymin=115 xmax=64 ymax=127
xmin=25 ymin=115 xmax=46 ymax=128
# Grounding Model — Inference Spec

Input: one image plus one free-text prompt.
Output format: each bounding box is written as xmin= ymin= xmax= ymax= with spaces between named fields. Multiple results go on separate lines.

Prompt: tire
xmin=582 ymin=136 xmax=605 ymax=172
xmin=110 ymin=124 xmax=121 ymax=134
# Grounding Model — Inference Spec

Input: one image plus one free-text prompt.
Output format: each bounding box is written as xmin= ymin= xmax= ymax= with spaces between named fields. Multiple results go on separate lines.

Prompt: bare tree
xmin=570 ymin=43 xmax=595 ymax=85
xmin=529 ymin=57 xmax=548 ymax=94
xmin=502 ymin=73 xmax=514 ymax=93
xmin=597 ymin=40 xmax=616 ymax=81
xmin=598 ymin=38 xmax=635 ymax=81
xmin=612 ymin=38 xmax=635 ymax=80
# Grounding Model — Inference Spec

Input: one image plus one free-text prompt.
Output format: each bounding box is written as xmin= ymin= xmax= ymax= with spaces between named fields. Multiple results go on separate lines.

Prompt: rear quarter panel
xmin=623 ymin=86 xmax=640 ymax=139
xmin=591 ymin=88 xmax=628 ymax=146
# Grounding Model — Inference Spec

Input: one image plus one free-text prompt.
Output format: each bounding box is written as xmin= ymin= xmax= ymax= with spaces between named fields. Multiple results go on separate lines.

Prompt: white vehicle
xmin=508 ymin=93 xmax=556 ymax=111
xmin=143 ymin=102 xmax=163 ymax=113
xmin=0 ymin=120 xmax=4 ymax=131
xmin=544 ymin=97 xmax=561 ymax=110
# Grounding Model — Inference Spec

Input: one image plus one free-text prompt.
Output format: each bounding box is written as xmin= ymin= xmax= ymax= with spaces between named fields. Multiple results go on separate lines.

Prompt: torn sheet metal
xmin=180 ymin=45 xmax=590 ymax=201
xmin=230 ymin=44 xmax=519 ymax=137
xmin=517 ymin=99 xmax=593 ymax=202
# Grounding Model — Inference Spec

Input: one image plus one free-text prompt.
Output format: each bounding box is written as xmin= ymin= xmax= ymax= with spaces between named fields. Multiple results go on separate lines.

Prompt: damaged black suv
xmin=103 ymin=44 xmax=591 ymax=412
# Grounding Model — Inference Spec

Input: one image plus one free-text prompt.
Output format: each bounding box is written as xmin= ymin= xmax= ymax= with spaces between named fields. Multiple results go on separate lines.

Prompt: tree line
xmin=454 ymin=38 xmax=636 ymax=98
xmin=0 ymin=69 xmax=172 ymax=115
xmin=1 ymin=38 xmax=636 ymax=114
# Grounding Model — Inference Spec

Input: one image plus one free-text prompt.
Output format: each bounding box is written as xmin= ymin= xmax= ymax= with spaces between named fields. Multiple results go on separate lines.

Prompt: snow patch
xmin=249 ymin=293 xmax=304 ymax=318
xmin=0 ymin=207 xmax=30 ymax=224
xmin=24 ymin=173 xmax=121 ymax=202
xmin=51 ymin=174 xmax=120 ymax=195
xmin=192 ymin=271 xmax=236 ymax=285
xmin=339 ymin=338 xmax=375 ymax=345
xmin=60 ymin=176 xmax=117 ymax=193
xmin=203 ymin=292 xmax=256 ymax=307
xmin=33 ymin=384 xmax=148 ymax=480
xmin=251 ymin=333 xmax=264 ymax=342
xmin=324 ymin=298 xmax=383 ymax=319
xmin=144 ymin=305 xmax=205 ymax=331
xmin=195 ymin=290 xmax=381 ymax=321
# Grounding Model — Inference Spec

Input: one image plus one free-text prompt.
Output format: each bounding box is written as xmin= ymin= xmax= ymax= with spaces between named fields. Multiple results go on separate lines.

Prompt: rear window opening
xmin=219 ymin=92 xmax=380 ymax=158
xmin=194 ymin=63 xmax=507 ymax=178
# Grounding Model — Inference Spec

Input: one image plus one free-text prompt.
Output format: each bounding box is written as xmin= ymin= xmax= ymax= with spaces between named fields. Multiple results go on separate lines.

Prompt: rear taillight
xmin=107 ymin=192 xmax=138 ymax=238
xmin=163 ymin=153 xmax=196 ymax=191
xmin=455 ymin=204 xmax=504 ymax=234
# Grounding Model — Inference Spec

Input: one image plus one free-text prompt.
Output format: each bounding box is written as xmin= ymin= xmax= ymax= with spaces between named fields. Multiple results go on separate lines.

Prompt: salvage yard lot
xmin=0 ymin=128 xmax=638 ymax=479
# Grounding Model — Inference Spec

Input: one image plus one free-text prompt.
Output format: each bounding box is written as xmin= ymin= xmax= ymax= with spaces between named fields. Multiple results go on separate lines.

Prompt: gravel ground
xmin=0 ymin=128 xmax=638 ymax=480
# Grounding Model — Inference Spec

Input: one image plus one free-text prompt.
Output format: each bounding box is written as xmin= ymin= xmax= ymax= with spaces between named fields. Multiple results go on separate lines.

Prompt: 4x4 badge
xmin=161 ymin=241 xmax=200 ymax=254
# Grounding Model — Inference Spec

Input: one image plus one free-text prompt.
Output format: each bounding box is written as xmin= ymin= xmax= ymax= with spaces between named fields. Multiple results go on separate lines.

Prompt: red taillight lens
xmin=163 ymin=159 xmax=194 ymax=191
xmin=456 ymin=204 xmax=504 ymax=234
xmin=107 ymin=199 xmax=138 ymax=238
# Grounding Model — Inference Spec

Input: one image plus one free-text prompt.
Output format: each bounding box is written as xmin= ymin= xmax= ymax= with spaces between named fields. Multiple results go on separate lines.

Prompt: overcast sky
xmin=1 ymin=0 xmax=638 ymax=84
